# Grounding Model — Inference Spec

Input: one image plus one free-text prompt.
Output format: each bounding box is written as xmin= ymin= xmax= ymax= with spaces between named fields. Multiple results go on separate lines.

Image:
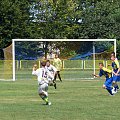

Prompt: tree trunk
xmin=44 ymin=41 xmax=49 ymax=59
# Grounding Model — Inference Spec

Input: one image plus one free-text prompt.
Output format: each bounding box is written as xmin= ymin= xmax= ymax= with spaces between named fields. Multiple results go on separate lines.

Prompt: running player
xmin=93 ymin=62 xmax=114 ymax=96
xmin=32 ymin=62 xmax=52 ymax=105
xmin=46 ymin=60 xmax=57 ymax=89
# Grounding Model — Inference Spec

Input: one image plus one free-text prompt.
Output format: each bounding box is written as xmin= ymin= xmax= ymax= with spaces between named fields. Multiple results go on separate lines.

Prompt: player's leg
xmin=117 ymin=77 xmax=120 ymax=91
xmin=112 ymin=75 xmax=119 ymax=92
xmin=54 ymin=71 xmax=62 ymax=82
xmin=54 ymin=72 xmax=57 ymax=81
xmin=44 ymin=83 xmax=51 ymax=105
xmin=38 ymin=83 xmax=51 ymax=105
xmin=103 ymin=84 xmax=113 ymax=95
xmin=116 ymin=74 xmax=120 ymax=90
xmin=48 ymin=77 xmax=57 ymax=89
xmin=48 ymin=78 xmax=53 ymax=86
xmin=53 ymin=80 xmax=57 ymax=89
xmin=103 ymin=78 xmax=114 ymax=95
xmin=57 ymin=71 xmax=62 ymax=82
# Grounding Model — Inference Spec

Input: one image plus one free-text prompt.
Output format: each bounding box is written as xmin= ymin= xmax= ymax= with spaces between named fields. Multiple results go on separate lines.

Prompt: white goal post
xmin=12 ymin=39 xmax=116 ymax=81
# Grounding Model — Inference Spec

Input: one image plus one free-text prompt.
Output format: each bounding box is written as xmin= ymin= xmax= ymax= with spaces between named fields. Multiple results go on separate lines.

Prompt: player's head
xmin=111 ymin=53 xmax=115 ymax=61
xmin=99 ymin=62 xmax=104 ymax=69
xmin=41 ymin=61 xmax=46 ymax=67
xmin=55 ymin=54 xmax=58 ymax=58
xmin=46 ymin=60 xmax=50 ymax=67
xmin=33 ymin=64 xmax=38 ymax=70
xmin=111 ymin=52 xmax=115 ymax=56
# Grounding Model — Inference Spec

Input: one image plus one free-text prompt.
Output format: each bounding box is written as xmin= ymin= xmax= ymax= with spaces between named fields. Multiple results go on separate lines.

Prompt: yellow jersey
xmin=53 ymin=58 xmax=62 ymax=71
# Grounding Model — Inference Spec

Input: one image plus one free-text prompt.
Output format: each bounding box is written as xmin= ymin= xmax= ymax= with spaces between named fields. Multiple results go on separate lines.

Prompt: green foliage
xmin=60 ymin=49 xmax=76 ymax=58
xmin=116 ymin=40 xmax=120 ymax=58
xmin=32 ymin=0 xmax=120 ymax=39
xmin=15 ymin=41 xmax=44 ymax=60
xmin=79 ymin=1 xmax=120 ymax=39
xmin=0 ymin=0 xmax=37 ymax=48
xmin=1 ymin=0 xmax=120 ymax=58
xmin=94 ymin=41 xmax=113 ymax=51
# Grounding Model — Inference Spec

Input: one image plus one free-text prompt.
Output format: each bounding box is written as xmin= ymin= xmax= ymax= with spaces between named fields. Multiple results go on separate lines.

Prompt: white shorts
xmin=38 ymin=83 xmax=48 ymax=94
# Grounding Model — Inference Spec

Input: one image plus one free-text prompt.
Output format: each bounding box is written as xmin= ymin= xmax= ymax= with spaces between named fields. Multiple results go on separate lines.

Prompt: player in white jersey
xmin=32 ymin=61 xmax=53 ymax=105
xmin=46 ymin=60 xmax=57 ymax=89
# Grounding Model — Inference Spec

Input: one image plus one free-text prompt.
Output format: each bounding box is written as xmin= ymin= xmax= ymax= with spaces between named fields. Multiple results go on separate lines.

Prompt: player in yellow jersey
xmin=53 ymin=54 xmax=62 ymax=82
xmin=93 ymin=63 xmax=114 ymax=96
xmin=110 ymin=53 xmax=120 ymax=92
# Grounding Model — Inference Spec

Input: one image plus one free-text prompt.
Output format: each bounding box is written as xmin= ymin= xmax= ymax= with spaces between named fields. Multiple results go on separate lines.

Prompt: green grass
xmin=15 ymin=69 xmax=95 ymax=80
xmin=0 ymin=80 xmax=120 ymax=120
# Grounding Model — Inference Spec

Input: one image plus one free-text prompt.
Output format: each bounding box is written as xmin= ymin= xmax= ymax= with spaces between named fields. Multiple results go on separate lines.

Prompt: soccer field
xmin=0 ymin=80 xmax=120 ymax=120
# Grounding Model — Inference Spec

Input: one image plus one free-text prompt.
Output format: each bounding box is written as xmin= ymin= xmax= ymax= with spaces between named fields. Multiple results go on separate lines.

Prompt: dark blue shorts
xmin=113 ymin=74 xmax=120 ymax=82
xmin=104 ymin=78 xmax=113 ymax=87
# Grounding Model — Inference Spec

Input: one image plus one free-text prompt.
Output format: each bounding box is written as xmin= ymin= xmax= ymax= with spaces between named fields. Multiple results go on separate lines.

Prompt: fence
xmin=14 ymin=60 xmax=112 ymax=70
xmin=0 ymin=60 xmax=113 ymax=80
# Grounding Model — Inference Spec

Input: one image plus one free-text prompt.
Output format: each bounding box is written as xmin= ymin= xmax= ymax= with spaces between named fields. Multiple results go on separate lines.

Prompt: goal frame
xmin=12 ymin=39 xmax=116 ymax=81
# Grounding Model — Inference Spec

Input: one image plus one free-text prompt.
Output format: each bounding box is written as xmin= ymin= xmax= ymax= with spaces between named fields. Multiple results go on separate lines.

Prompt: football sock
xmin=114 ymin=84 xmax=119 ymax=91
xmin=42 ymin=96 xmax=49 ymax=103
xmin=116 ymin=85 xmax=119 ymax=89
xmin=44 ymin=97 xmax=49 ymax=103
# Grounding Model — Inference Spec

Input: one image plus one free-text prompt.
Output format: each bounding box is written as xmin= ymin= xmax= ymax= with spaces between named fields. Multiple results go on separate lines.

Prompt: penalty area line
xmin=0 ymin=79 xmax=14 ymax=82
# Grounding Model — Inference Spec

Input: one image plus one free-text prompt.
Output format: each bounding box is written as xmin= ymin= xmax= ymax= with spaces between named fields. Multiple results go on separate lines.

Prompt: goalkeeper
xmin=53 ymin=54 xmax=62 ymax=82
xmin=93 ymin=62 xmax=114 ymax=96
xmin=32 ymin=62 xmax=53 ymax=105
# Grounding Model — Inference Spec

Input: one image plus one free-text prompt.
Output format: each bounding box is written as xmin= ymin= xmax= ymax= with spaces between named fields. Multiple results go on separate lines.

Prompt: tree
xmin=0 ymin=0 xmax=37 ymax=54
xmin=1 ymin=0 xmax=120 ymax=59
xmin=32 ymin=0 xmax=82 ymax=39
xmin=79 ymin=0 xmax=120 ymax=39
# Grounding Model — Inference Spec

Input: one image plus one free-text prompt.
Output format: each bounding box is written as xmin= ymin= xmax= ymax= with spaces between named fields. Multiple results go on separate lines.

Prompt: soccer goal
xmin=0 ymin=39 xmax=116 ymax=81
xmin=5 ymin=39 xmax=116 ymax=81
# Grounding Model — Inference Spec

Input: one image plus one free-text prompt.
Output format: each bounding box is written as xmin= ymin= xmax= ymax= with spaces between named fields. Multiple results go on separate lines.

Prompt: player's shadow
xmin=41 ymin=103 xmax=47 ymax=106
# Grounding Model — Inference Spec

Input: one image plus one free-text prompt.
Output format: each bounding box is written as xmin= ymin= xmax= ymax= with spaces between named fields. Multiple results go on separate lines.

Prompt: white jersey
xmin=32 ymin=67 xmax=53 ymax=85
xmin=45 ymin=64 xmax=57 ymax=75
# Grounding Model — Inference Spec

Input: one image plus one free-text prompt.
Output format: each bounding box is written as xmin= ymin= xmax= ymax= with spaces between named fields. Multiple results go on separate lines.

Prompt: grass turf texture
xmin=0 ymin=80 xmax=120 ymax=120
xmin=15 ymin=69 xmax=94 ymax=80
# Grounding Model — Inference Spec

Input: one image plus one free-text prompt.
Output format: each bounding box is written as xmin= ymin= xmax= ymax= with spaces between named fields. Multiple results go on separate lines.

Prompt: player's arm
xmin=115 ymin=59 xmax=120 ymax=74
xmin=112 ymin=69 xmax=117 ymax=76
xmin=92 ymin=74 xmax=100 ymax=78
xmin=114 ymin=68 xmax=120 ymax=76
xmin=32 ymin=64 xmax=38 ymax=75
xmin=52 ymin=65 xmax=57 ymax=76
xmin=111 ymin=59 xmax=120 ymax=75
xmin=92 ymin=69 xmax=104 ymax=78
xmin=117 ymin=68 xmax=120 ymax=76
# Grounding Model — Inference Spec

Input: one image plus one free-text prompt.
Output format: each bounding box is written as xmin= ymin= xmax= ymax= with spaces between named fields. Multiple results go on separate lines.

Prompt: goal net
xmin=0 ymin=44 xmax=13 ymax=81
xmin=0 ymin=39 xmax=116 ymax=81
